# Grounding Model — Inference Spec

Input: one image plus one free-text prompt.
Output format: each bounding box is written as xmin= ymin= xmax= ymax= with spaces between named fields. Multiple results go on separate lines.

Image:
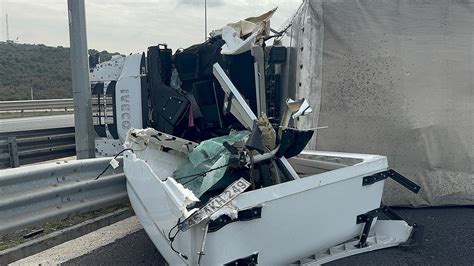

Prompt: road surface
xmin=58 ymin=207 xmax=473 ymax=265
xmin=0 ymin=114 xmax=74 ymax=133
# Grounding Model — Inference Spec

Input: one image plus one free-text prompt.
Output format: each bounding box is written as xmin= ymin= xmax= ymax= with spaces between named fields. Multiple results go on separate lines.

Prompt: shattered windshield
xmin=173 ymin=130 xmax=250 ymax=198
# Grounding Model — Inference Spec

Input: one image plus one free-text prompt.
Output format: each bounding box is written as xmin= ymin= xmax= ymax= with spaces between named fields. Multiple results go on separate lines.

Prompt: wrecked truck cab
xmin=123 ymin=127 xmax=418 ymax=265
xmin=118 ymin=8 xmax=421 ymax=265
xmin=122 ymin=64 xmax=420 ymax=265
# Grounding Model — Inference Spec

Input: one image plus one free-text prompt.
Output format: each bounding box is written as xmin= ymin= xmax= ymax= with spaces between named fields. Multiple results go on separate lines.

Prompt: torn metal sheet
xmin=279 ymin=98 xmax=313 ymax=138
xmin=221 ymin=26 xmax=260 ymax=55
xmin=211 ymin=8 xmax=277 ymax=39
xmin=228 ymin=7 xmax=276 ymax=37
xmin=217 ymin=8 xmax=277 ymax=55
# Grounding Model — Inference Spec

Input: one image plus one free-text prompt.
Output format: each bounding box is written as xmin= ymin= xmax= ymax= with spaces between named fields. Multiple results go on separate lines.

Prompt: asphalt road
xmin=0 ymin=114 xmax=73 ymax=133
xmin=65 ymin=207 xmax=473 ymax=265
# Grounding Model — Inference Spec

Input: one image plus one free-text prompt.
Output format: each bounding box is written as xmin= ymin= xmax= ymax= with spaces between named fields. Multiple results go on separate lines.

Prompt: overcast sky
xmin=0 ymin=0 xmax=301 ymax=54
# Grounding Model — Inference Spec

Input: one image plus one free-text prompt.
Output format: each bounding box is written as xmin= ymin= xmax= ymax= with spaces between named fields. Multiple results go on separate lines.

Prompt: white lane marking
xmin=11 ymin=216 xmax=143 ymax=265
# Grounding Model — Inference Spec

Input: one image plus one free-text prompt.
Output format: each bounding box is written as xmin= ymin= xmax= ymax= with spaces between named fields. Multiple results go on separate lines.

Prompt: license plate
xmin=179 ymin=177 xmax=251 ymax=231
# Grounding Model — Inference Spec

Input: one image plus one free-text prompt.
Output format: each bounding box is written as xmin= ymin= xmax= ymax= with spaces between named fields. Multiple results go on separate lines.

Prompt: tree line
xmin=0 ymin=42 xmax=120 ymax=101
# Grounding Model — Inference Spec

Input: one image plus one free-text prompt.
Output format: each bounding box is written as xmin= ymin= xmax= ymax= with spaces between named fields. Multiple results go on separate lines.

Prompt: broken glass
xmin=174 ymin=130 xmax=250 ymax=198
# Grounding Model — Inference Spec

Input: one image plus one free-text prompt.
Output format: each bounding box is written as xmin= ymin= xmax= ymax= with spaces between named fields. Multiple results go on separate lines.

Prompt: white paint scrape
xmin=11 ymin=216 xmax=142 ymax=265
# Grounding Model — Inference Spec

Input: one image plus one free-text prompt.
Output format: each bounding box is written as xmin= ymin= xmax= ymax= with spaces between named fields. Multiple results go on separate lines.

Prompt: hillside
xmin=0 ymin=42 xmax=120 ymax=101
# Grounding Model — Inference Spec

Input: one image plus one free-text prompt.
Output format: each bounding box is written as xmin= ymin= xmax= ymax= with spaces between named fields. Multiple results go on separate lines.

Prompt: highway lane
xmin=0 ymin=114 xmax=74 ymax=133
xmin=62 ymin=207 xmax=473 ymax=265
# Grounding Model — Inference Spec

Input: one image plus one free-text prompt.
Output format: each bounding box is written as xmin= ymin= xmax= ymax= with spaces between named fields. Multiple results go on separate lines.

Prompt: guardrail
xmin=0 ymin=127 xmax=76 ymax=169
xmin=0 ymin=99 xmax=74 ymax=115
xmin=0 ymin=157 xmax=127 ymax=235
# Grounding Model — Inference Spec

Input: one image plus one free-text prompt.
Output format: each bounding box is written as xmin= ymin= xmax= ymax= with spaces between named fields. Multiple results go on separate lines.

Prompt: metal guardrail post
xmin=7 ymin=137 xmax=19 ymax=168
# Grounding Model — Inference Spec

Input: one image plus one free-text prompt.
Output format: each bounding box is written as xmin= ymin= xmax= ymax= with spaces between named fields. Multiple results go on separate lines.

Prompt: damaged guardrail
xmin=0 ymin=157 xmax=127 ymax=235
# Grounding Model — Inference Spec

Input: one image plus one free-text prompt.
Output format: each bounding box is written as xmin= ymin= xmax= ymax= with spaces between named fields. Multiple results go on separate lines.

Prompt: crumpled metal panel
xmin=287 ymin=0 xmax=474 ymax=206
